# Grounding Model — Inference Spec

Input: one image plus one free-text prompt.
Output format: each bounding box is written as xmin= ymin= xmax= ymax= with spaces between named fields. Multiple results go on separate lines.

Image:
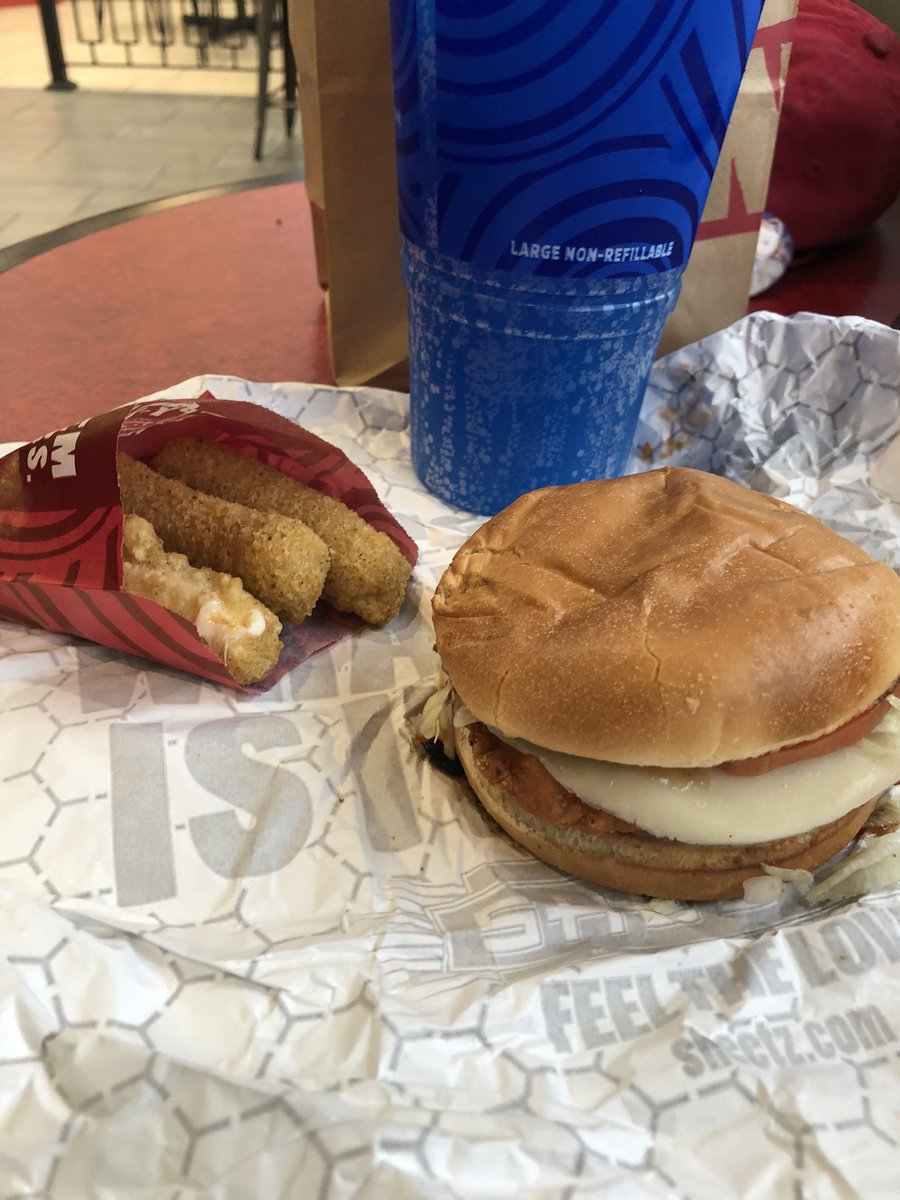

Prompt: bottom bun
xmin=455 ymin=725 xmax=877 ymax=902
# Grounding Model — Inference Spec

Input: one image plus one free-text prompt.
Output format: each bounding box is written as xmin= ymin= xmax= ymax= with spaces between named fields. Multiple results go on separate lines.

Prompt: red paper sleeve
xmin=0 ymin=396 xmax=418 ymax=691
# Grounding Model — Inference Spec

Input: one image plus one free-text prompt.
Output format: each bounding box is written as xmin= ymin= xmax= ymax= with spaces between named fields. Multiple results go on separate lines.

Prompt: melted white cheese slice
xmin=497 ymin=706 xmax=900 ymax=846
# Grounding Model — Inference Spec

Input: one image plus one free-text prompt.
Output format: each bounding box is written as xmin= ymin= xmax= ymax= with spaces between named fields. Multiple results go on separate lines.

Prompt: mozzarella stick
xmin=122 ymin=515 xmax=283 ymax=685
xmin=152 ymin=437 xmax=412 ymax=625
xmin=0 ymin=453 xmax=23 ymax=508
xmin=117 ymin=454 xmax=330 ymax=623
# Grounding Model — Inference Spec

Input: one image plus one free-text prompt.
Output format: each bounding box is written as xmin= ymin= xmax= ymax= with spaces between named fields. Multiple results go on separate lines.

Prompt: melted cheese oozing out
xmin=195 ymin=598 xmax=266 ymax=651
xmin=496 ymin=707 xmax=900 ymax=846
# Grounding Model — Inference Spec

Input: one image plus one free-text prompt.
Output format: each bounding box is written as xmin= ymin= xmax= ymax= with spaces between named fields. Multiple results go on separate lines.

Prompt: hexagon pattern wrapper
xmin=0 ymin=312 xmax=899 ymax=1199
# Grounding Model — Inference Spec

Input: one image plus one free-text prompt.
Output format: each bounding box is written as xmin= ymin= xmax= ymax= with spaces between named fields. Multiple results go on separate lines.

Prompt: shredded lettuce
xmin=742 ymin=875 xmax=786 ymax=905
xmin=646 ymin=898 xmax=685 ymax=916
xmin=742 ymin=863 xmax=815 ymax=905
xmin=762 ymin=864 xmax=815 ymax=889
xmin=805 ymin=832 xmax=900 ymax=905
xmin=417 ymin=674 xmax=456 ymax=759
xmin=804 ymin=786 xmax=900 ymax=904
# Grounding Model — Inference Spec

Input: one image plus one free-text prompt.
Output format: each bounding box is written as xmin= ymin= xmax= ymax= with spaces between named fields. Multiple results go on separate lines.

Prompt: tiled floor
xmin=0 ymin=1 xmax=303 ymax=250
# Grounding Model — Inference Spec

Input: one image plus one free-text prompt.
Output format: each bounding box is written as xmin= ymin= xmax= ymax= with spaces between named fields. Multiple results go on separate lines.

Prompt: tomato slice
xmin=719 ymin=687 xmax=898 ymax=777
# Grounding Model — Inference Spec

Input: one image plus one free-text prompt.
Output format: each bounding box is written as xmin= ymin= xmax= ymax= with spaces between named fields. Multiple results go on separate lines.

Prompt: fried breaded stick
xmin=152 ymin=437 xmax=412 ymax=625
xmin=117 ymin=454 xmax=330 ymax=623
xmin=122 ymin=515 xmax=283 ymax=685
xmin=0 ymin=453 xmax=23 ymax=508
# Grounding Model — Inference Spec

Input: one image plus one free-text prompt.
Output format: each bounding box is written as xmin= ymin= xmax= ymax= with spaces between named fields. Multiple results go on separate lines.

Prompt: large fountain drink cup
xmin=389 ymin=1 xmax=766 ymax=514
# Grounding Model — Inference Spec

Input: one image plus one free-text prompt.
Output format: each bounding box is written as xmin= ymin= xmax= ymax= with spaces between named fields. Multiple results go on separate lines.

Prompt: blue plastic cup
xmin=403 ymin=244 xmax=682 ymax=512
xmin=390 ymin=1 xmax=765 ymax=514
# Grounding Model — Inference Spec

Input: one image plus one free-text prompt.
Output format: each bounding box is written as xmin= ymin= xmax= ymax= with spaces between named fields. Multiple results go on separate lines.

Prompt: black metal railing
xmin=36 ymin=0 xmax=296 ymax=159
xmin=38 ymin=0 xmax=285 ymax=86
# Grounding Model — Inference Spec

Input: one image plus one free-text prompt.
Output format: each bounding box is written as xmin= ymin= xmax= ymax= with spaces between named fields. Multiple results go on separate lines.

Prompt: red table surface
xmin=1 ymin=182 xmax=333 ymax=445
xmin=1 ymin=182 xmax=898 ymax=445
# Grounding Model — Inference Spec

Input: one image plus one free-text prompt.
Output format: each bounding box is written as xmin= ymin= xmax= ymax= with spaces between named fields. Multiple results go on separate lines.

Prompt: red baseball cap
xmin=765 ymin=0 xmax=900 ymax=250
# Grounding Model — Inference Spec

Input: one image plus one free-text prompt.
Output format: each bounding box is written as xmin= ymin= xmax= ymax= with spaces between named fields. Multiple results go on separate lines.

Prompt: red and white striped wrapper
xmin=0 ymin=396 xmax=419 ymax=691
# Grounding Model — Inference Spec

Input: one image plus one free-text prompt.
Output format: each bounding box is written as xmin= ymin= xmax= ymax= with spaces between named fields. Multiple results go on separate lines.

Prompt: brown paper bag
xmin=290 ymin=0 xmax=409 ymax=389
xmin=290 ymin=0 xmax=797 ymax=386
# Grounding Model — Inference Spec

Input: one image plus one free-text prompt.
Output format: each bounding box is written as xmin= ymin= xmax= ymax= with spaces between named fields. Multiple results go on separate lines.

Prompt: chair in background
xmin=254 ymin=0 xmax=298 ymax=160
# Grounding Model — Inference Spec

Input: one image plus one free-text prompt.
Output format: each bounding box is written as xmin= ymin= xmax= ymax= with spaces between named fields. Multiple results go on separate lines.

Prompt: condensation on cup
xmin=390 ymin=0 xmax=766 ymax=514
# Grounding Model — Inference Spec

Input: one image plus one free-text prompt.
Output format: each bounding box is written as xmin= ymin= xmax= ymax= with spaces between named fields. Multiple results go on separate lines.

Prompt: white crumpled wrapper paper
xmin=1 ymin=312 xmax=899 ymax=1199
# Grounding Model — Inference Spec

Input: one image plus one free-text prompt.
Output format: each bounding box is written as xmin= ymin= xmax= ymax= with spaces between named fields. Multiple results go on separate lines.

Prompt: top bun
xmin=433 ymin=468 xmax=900 ymax=768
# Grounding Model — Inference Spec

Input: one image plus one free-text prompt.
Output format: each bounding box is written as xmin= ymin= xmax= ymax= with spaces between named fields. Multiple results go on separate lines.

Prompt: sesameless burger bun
xmin=431 ymin=468 xmax=900 ymax=901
